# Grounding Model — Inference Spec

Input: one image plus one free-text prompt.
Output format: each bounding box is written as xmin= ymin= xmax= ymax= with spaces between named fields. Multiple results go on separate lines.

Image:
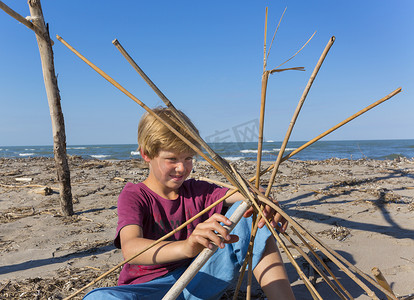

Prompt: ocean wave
xmin=90 ymin=154 xmax=111 ymax=159
xmin=240 ymin=149 xmax=273 ymax=154
xmin=19 ymin=153 xmax=35 ymax=156
xmin=130 ymin=151 xmax=140 ymax=156
xmin=273 ymin=148 xmax=296 ymax=152
xmin=224 ymin=156 xmax=244 ymax=161
xmin=67 ymin=147 xmax=87 ymax=150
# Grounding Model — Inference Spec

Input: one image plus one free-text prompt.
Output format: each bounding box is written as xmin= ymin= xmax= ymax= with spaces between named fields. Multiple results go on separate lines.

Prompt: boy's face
xmin=143 ymin=149 xmax=194 ymax=194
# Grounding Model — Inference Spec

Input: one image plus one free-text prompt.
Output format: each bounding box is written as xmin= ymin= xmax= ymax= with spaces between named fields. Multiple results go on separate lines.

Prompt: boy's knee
xmin=83 ymin=288 xmax=123 ymax=300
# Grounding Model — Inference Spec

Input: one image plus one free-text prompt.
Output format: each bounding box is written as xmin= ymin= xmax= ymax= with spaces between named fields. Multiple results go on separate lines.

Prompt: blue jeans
xmin=84 ymin=202 xmax=272 ymax=300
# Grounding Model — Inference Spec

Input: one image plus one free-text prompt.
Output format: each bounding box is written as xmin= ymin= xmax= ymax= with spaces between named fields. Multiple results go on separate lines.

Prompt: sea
xmin=1 ymin=140 xmax=413 ymax=162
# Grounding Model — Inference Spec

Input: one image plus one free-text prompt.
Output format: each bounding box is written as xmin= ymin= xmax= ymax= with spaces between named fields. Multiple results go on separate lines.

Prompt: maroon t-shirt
xmin=115 ymin=179 xmax=228 ymax=285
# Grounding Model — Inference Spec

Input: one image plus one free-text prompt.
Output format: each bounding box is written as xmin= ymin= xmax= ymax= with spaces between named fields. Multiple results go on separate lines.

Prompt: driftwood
xmin=0 ymin=1 xmax=74 ymax=215
xmin=28 ymin=0 xmax=73 ymax=216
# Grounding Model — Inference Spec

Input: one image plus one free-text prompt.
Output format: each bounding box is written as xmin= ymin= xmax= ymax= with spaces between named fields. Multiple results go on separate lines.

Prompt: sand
xmin=0 ymin=156 xmax=413 ymax=299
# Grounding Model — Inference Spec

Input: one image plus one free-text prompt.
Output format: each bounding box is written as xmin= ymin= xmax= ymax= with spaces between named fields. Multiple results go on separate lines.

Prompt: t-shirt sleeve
xmin=114 ymin=183 xmax=145 ymax=248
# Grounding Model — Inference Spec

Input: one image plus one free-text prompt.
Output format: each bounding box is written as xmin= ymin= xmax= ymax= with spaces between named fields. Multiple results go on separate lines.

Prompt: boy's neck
xmin=142 ymin=176 xmax=180 ymax=200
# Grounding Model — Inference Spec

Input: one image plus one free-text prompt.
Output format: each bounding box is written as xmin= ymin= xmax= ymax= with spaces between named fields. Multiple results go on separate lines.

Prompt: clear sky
xmin=1 ymin=1 xmax=413 ymax=146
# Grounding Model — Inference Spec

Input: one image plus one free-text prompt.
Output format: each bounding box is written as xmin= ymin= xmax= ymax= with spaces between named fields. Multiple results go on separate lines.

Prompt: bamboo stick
xmin=265 ymin=7 xmax=287 ymax=64
xmin=291 ymin=227 xmax=353 ymax=299
xmin=240 ymin=173 xmax=322 ymax=300
xmin=282 ymin=231 xmax=348 ymax=300
xmin=255 ymin=71 xmax=269 ymax=189
xmin=112 ymin=39 xmax=245 ymax=199
xmin=282 ymin=87 xmax=402 ymax=162
xmin=165 ymin=165 xmax=322 ymax=300
xmin=58 ymin=35 xmax=250 ymax=196
xmin=371 ymin=267 xmax=396 ymax=300
xmin=162 ymin=201 xmax=251 ymax=300
xmin=63 ymin=188 xmax=239 ymax=300
xmin=237 ymin=36 xmax=335 ymax=296
xmin=59 ymin=36 xmax=260 ymax=299
xmin=253 ymin=194 xmax=397 ymax=300
xmin=265 ymin=35 xmax=335 ymax=198
xmin=256 ymin=87 xmax=402 ymax=179
xmin=263 ymin=7 xmax=268 ymax=72
xmin=270 ymin=31 xmax=316 ymax=72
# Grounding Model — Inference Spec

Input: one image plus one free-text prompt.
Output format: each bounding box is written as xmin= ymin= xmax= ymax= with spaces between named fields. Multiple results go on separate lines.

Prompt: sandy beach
xmin=0 ymin=156 xmax=413 ymax=299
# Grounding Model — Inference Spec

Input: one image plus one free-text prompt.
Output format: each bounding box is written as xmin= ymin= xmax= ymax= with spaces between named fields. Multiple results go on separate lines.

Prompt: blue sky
xmin=1 ymin=1 xmax=412 ymax=146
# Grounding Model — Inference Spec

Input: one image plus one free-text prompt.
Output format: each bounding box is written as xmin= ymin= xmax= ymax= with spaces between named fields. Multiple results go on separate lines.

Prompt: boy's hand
xmin=243 ymin=193 xmax=288 ymax=233
xmin=183 ymin=214 xmax=239 ymax=258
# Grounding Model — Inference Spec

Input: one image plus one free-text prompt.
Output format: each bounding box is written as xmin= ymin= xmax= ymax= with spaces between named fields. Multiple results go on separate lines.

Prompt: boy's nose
xmin=175 ymin=162 xmax=185 ymax=172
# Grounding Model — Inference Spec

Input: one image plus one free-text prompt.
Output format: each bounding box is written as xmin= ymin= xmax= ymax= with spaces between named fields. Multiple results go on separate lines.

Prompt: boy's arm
xmin=120 ymin=213 xmax=238 ymax=265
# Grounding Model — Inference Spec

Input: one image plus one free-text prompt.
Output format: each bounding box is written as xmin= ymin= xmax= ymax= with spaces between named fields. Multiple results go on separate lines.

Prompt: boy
xmin=84 ymin=107 xmax=295 ymax=300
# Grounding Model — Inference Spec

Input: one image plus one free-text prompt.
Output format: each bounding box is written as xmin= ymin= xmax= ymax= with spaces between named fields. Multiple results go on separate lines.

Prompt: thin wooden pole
xmin=257 ymin=87 xmax=402 ymax=179
xmin=282 ymin=231 xmax=348 ymax=300
xmin=270 ymin=31 xmax=316 ymax=73
xmin=371 ymin=267 xmax=396 ymax=300
xmin=236 ymin=36 xmax=335 ymax=295
xmin=253 ymin=194 xmax=396 ymax=300
xmin=164 ymin=165 xmax=322 ymax=300
xmin=111 ymin=39 xmax=245 ymax=198
xmin=248 ymin=10 xmax=270 ymax=296
xmin=265 ymin=36 xmax=335 ymax=197
xmin=28 ymin=0 xmax=73 ymax=216
xmin=265 ymin=7 xmax=287 ymax=64
xmin=58 ymin=35 xmax=258 ymax=298
xmin=291 ymin=227 xmax=353 ymax=299
xmin=162 ymin=201 xmax=252 ymax=300
xmin=63 ymin=189 xmax=238 ymax=300
xmin=0 ymin=0 xmax=51 ymax=43
xmin=255 ymin=71 xmax=269 ymax=189
xmin=262 ymin=7 xmax=268 ymax=71
xmin=57 ymin=35 xmax=235 ymax=183
xmin=281 ymin=88 xmax=402 ymax=162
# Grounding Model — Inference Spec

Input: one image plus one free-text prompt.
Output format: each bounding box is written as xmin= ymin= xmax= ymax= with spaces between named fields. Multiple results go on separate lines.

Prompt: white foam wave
xmin=90 ymin=154 xmax=110 ymax=159
xmin=131 ymin=151 xmax=141 ymax=156
xmin=240 ymin=149 xmax=273 ymax=154
xmin=273 ymin=148 xmax=296 ymax=152
xmin=19 ymin=153 xmax=35 ymax=156
xmin=225 ymin=156 xmax=244 ymax=161
xmin=68 ymin=147 xmax=87 ymax=150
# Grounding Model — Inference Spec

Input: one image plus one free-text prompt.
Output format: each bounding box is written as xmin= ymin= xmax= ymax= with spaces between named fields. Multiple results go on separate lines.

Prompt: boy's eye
xmin=185 ymin=157 xmax=193 ymax=161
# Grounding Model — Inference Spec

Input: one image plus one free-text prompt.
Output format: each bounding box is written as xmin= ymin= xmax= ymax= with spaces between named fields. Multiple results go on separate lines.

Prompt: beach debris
xmin=318 ymin=224 xmax=351 ymax=241
xmin=112 ymin=177 xmax=127 ymax=182
xmin=14 ymin=177 xmax=33 ymax=182
xmin=0 ymin=207 xmax=36 ymax=223
xmin=30 ymin=186 xmax=54 ymax=196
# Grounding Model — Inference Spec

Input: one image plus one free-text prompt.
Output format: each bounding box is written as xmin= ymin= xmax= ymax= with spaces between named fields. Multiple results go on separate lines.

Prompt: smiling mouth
xmin=170 ymin=175 xmax=184 ymax=181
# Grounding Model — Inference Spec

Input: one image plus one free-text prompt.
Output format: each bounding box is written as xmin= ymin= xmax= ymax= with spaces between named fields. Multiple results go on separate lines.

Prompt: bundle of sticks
xmin=57 ymin=13 xmax=401 ymax=299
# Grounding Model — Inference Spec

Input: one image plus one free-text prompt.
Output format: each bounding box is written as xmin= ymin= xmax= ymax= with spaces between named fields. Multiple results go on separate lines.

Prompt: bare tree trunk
xmin=28 ymin=0 xmax=73 ymax=216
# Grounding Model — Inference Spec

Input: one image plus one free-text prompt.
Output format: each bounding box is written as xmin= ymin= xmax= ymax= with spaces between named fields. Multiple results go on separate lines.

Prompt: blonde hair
xmin=138 ymin=107 xmax=200 ymax=159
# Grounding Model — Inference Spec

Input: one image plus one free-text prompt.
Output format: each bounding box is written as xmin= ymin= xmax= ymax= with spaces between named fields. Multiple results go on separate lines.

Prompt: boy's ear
xmin=140 ymin=148 xmax=151 ymax=162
